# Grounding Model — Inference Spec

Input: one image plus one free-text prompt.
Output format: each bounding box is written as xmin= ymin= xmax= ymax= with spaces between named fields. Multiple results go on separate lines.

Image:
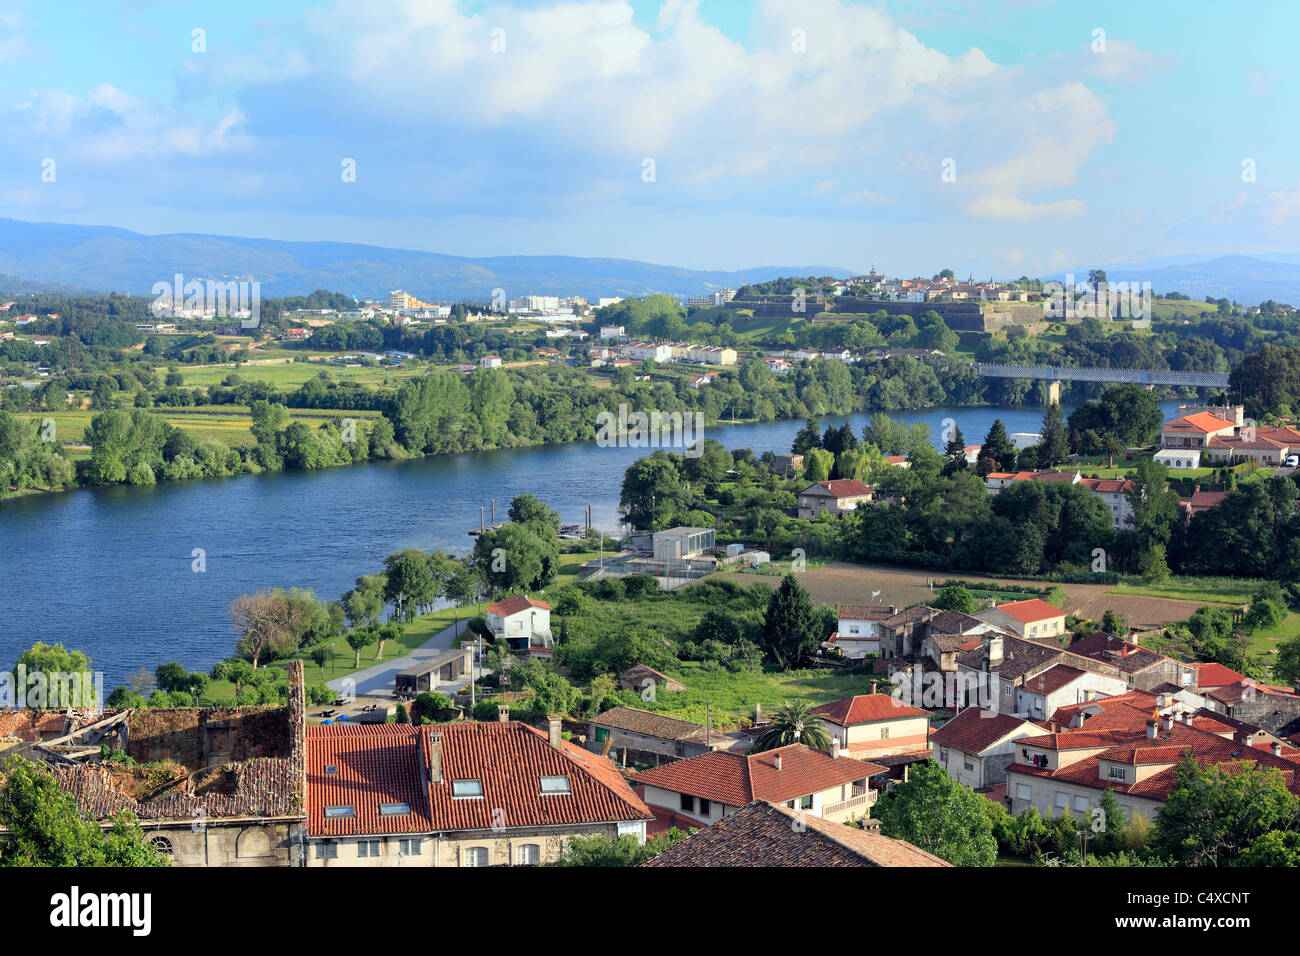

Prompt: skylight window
xmin=380 ymin=802 xmax=411 ymax=815
xmin=324 ymin=765 xmax=338 ymax=775
xmin=540 ymin=775 xmax=571 ymax=794
xmin=452 ymin=779 xmax=484 ymax=798
xmin=323 ymin=806 xmax=355 ymax=818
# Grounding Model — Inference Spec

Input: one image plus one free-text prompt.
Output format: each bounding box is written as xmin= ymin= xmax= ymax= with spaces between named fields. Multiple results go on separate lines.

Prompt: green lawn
xmin=17 ymin=406 xmax=379 ymax=448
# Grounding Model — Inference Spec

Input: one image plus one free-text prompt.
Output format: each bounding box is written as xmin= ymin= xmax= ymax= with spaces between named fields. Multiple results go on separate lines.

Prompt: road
xmin=327 ymin=618 xmax=472 ymax=698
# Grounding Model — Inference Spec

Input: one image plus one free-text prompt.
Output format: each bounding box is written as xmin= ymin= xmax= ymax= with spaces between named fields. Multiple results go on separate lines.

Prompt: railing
xmin=823 ymin=790 xmax=873 ymax=816
xmin=973 ymin=364 xmax=1230 ymax=388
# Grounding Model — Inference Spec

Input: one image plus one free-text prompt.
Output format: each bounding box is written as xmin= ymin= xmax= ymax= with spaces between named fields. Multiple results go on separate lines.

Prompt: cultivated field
xmin=718 ymin=561 xmax=1217 ymax=630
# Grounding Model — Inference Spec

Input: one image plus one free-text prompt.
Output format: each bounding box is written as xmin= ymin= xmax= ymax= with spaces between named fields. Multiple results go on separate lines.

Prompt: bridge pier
xmin=1047 ymin=380 xmax=1061 ymax=405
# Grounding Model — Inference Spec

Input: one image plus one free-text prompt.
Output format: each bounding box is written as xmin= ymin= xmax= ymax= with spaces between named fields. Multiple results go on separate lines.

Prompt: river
xmin=0 ymin=401 xmax=1176 ymax=684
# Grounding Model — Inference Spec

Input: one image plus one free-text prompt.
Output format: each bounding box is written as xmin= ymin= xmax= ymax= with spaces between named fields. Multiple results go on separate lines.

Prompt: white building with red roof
xmin=1006 ymin=706 xmax=1300 ymax=823
xmin=810 ymin=690 xmax=932 ymax=759
xmin=634 ymin=743 xmax=885 ymax=832
xmin=485 ymin=595 xmax=552 ymax=651
xmin=1012 ymin=664 xmax=1128 ymax=722
xmin=306 ymin=717 xmax=653 ymax=866
xmin=975 ymin=598 xmax=1067 ymax=643
xmin=797 ymin=478 xmax=873 ymax=518
xmin=930 ymin=708 xmax=1049 ymax=789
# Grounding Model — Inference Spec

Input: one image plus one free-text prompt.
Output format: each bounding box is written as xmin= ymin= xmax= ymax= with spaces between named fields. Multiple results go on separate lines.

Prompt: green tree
xmin=873 ymin=760 xmax=998 ymax=866
xmin=342 ymin=574 xmax=386 ymax=629
xmin=934 ymin=585 xmax=974 ymax=614
xmin=802 ymin=447 xmax=835 ymax=482
xmin=759 ymin=574 xmax=821 ymax=668
xmin=346 ymin=625 xmax=378 ymax=669
xmin=548 ymin=828 xmax=690 ymax=867
xmin=0 ymin=756 xmax=167 ymax=866
xmin=619 ymin=454 xmax=684 ymax=530
xmin=1038 ymin=401 xmax=1068 ymax=467
xmin=14 ymin=642 xmax=96 ymax=708
xmin=752 ymin=700 xmax=831 ymax=752
xmin=1156 ymin=756 xmax=1299 ymax=866
xmin=977 ymin=419 xmax=1015 ymax=475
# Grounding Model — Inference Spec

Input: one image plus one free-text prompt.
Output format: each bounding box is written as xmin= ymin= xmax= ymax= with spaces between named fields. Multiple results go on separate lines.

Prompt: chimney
xmin=429 ymin=732 xmax=443 ymax=784
xmin=889 ymin=605 xmax=897 ymax=615
xmin=1162 ymin=714 xmax=1174 ymax=731
xmin=1146 ymin=720 xmax=1158 ymax=740
xmin=986 ymin=635 xmax=1004 ymax=668
xmin=497 ymin=704 xmax=509 ymax=723
xmin=775 ymin=753 xmax=783 ymax=771
xmin=831 ymin=736 xmax=840 ymax=759
xmin=547 ymin=715 xmax=563 ymax=750
xmin=1273 ymin=742 xmax=1284 ymax=757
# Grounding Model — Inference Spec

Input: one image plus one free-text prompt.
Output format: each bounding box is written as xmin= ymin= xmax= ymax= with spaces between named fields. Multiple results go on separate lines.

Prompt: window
xmin=1004 ymin=684 xmax=1013 ymax=697
xmin=452 ymin=779 xmax=484 ymax=798
xmin=680 ymin=793 xmax=694 ymax=812
xmin=398 ymin=839 xmax=422 ymax=856
xmin=800 ymin=794 xmax=813 ymax=810
xmin=464 ymin=846 xmax=489 ymax=867
xmin=357 ymin=840 xmax=381 ymax=858
xmin=149 ymin=835 xmax=173 ymax=856
xmin=963 ymin=759 xmax=974 ymax=771
xmin=698 ymin=798 xmax=711 ymax=816
xmin=1015 ymin=783 xmax=1031 ymax=801
xmin=324 ymin=765 xmax=338 ymax=775
xmin=380 ymin=803 xmax=411 ymax=816
xmin=1108 ymin=765 xmax=1126 ymax=781
xmin=1073 ymin=796 xmax=1089 ymax=813
xmin=517 ymin=844 xmax=540 ymax=866
xmin=880 ymin=726 xmax=890 ymax=740
xmin=540 ymin=775 xmax=571 ymax=795
xmin=1054 ymin=791 xmax=1070 ymax=809
xmin=323 ymin=806 xmax=355 ymax=819
xmin=939 ymin=748 xmax=949 ymax=762
xmin=315 ymin=842 xmax=338 ymax=860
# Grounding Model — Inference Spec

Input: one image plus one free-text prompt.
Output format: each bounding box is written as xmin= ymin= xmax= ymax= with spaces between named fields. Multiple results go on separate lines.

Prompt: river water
xmin=0 ymin=402 xmax=1176 ymax=684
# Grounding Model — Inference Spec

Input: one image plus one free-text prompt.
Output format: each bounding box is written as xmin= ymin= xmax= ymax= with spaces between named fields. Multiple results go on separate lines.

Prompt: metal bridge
xmin=973 ymin=364 xmax=1230 ymax=389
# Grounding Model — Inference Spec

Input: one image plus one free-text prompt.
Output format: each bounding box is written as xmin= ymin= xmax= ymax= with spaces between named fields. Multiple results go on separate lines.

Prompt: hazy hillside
xmin=0 ymin=218 xmax=848 ymax=301
xmin=1053 ymin=254 xmax=1300 ymax=305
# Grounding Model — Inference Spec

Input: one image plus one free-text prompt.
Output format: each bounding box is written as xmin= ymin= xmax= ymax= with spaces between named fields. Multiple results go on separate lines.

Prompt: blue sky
xmin=1 ymin=0 xmax=1297 ymax=277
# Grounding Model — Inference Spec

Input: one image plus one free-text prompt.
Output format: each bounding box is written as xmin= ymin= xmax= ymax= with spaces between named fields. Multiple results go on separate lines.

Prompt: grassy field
xmin=17 ymin=405 xmax=381 ymax=447
xmin=175 ymin=359 xmax=421 ymax=388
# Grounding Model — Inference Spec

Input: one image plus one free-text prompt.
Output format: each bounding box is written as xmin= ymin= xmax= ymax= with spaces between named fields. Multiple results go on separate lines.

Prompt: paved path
xmin=327 ymin=619 xmax=471 ymax=697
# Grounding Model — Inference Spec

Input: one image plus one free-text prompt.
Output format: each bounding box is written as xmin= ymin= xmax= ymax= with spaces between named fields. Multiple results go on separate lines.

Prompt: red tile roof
xmin=991 ymin=598 xmax=1065 ymax=624
xmin=807 ymin=478 xmax=872 ymax=499
xmin=422 ymin=722 xmax=651 ymax=830
xmin=641 ymin=800 xmax=951 ymax=867
xmin=486 ymin=595 xmax=552 ymax=616
xmin=1019 ymin=665 xmax=1089 ymax=697
xmin=636 ymin=744 xmax=884 ymax=807
xmin=811 ymin=694 xmax=930 ymax=725
xmin=930 ymin=708 xmax=1041 ymax=754
xmin=306 ymin=724 xmax=432 ymax=837
xmin=1163 ymin=411 xmax=1236 ymax=434
xmin=1192 ymin=662 xmax=1246 ymax=689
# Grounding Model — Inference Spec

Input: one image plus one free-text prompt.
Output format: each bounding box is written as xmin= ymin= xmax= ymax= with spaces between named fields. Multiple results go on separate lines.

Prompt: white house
xmin=485 ymin=595 xmax=553 ymax=651
xmin=829 ymin=605 xmax=896 ymax=659
xmin=975 ymin=598 xmax=1066 ymax=643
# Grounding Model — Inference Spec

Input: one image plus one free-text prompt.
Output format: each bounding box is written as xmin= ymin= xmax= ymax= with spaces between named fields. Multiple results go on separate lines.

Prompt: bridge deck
xmin=973 ymin=364 xmax=1229 ymax=388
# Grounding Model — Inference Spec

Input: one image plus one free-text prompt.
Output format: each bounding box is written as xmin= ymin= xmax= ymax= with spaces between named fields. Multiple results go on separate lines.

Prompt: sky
xmin=1 ymin=0 xmax=1298 ymax=277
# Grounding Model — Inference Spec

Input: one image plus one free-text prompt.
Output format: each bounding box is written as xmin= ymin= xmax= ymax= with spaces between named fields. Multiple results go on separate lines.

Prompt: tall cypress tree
xmin=760 ymin=574 xmax=821 ymax=669
xmin=1039 ymin=402 xmax=1069 ymax=467
xmin=942 ymin=425 xmax=967 ymax=476
xmin=979 ymin=418 xmax=1016 ymax=473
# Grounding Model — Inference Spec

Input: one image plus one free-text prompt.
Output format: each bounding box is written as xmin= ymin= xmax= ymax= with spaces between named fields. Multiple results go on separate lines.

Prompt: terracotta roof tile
xmin=811 ymin=694 xmax=930 ymax=725
xmin=641 ymin=800 xmax=950 ymax=867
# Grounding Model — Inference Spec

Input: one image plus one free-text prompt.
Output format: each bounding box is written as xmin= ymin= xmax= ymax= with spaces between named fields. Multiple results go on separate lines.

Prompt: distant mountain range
xmin=1 ymin=217 xmax=1296 ymax=306
xmin=1052 ymin=254 xmax=1300 ymax=305
xmin=0 ymin=218 xmax=849 ymax=302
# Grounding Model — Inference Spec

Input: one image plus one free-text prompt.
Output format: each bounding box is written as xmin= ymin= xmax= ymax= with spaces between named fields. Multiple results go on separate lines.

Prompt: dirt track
xmin=717 ymin=562 xmax=1209 ymax=630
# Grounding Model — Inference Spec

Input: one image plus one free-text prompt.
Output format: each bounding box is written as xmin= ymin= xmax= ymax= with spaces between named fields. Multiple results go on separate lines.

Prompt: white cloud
xmin=1263 ymin=182 xmax=1300 ymax=227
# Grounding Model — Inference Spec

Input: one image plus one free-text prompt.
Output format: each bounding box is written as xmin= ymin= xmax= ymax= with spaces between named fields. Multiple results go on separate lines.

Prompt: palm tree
xmin=753 ymin=699 xmax=831 ymax=753
xmin=1102 ymin=432 xmax=1125 ymax=469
